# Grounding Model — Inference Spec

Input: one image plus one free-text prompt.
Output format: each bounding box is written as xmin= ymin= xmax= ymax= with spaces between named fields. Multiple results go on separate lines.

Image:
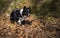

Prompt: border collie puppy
xmin=10 ymin=6 xmax=31 ymax=25
xmin=18 ymin=6 xmax=31 ymax=25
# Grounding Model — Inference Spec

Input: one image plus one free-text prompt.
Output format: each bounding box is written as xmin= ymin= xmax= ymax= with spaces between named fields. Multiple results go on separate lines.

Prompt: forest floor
xmin=0 ymin=13 xmax=60 ymax=38
xmin=0 ymin=0 xmax=60 ymax=38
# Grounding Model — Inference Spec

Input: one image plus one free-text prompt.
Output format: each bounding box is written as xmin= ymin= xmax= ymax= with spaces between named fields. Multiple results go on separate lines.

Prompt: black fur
xmin=10 ymin=9 xmax=21 ymax=23
xmin=10 ymin=6 xmax=31 ymax=25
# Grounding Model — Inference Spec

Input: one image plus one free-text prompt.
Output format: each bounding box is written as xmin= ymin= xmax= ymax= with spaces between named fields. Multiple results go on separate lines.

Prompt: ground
xmin=0 ymin=0 xmax=60 ymax=38
xmin=0 ymin=13 xmax=60 ymax=38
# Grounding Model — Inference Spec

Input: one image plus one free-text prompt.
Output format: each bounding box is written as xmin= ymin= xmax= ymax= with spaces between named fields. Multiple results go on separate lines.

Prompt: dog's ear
xmin=28 ymin=7 xmax=31 ymax=9
xmin=23 ymin=6 xmax=26 ymax=9
xmin=27 ymin=7 xmax=31 ymax=12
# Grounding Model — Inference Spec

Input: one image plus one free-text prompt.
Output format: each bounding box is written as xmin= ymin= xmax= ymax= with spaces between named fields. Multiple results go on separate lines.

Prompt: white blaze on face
xmin=27 ymin=9 xmax=30 ymax=16
xmin=28 ymin=9 xmax=29 ymax=12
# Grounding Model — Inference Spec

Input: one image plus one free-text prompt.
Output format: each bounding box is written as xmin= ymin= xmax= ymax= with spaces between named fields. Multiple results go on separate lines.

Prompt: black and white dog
xmin=10 ymin=6 xmax=30 ymax=25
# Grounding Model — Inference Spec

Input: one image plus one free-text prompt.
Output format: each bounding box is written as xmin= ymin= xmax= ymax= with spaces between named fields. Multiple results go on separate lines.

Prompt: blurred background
xmin=0 ymin=0 xmax=60 ymax=38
